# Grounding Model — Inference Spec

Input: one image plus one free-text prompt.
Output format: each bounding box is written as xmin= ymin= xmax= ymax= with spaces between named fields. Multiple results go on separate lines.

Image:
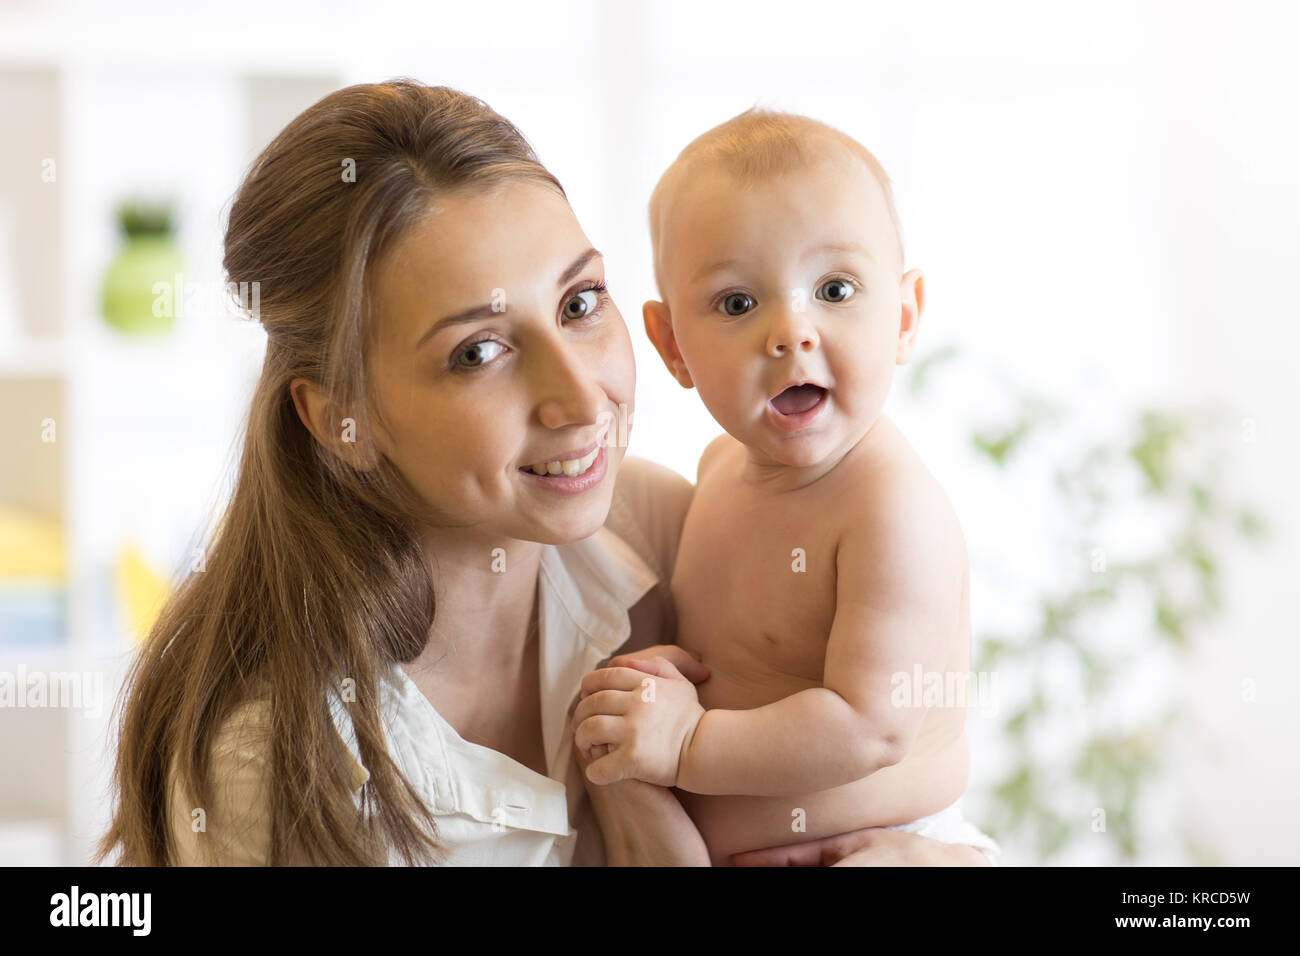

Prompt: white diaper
xmin=883 ymin=797 xmax=1002 ymax=865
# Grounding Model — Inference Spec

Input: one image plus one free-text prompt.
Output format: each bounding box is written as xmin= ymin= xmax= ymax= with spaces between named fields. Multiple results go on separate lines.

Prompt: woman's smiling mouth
xmin=518 ymin=443 xmax=608 ymax=494
xmin=521 ymin=443 xmax=601 ymax=476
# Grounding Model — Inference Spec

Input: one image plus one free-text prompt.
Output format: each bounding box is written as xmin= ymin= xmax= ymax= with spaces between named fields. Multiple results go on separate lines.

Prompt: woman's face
xmin=365 ymin=179 xmax=635 ymax=546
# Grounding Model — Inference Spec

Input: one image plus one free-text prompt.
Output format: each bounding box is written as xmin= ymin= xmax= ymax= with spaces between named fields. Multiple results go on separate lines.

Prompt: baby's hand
xmin=571 ymin=657 xmax=705 ymax=788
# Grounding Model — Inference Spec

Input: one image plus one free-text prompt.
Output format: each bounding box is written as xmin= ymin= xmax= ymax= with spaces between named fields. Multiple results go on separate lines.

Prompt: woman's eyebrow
xmin=417 ymin=303 xmax=498 ymax=350
xmin=559 ymin=247 xmax=602 ymax=286
xmin=417 ymin=248 xmax=604 ymax=350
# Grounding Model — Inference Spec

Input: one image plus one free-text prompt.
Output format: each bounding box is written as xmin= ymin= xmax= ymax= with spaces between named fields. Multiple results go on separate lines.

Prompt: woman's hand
xmin=585 ymin=644 xmax=710 ymax=689
xmin=730 ymin=826 xmax=991 ymax=866
xmin=574 ymin=734 xmax=710 ymax=866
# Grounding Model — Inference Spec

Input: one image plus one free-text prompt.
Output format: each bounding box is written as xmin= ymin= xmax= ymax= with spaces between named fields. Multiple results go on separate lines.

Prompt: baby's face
xmin=649 ymin=151 xmax=922 ymax=471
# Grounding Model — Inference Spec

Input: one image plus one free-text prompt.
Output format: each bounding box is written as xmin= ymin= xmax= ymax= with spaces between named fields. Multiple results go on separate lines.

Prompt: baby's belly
xmin=680 ymin=667 xmax=969 ymax=866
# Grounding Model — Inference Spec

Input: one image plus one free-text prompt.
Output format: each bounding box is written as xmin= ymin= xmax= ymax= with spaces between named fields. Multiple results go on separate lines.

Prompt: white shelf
xmin=0 ymin=336 xmax=64 ymax=376
xmin=0 ymin=819 xmax=64 ymax=866
xmin=0 ymin=58 xmax=340 ymax=866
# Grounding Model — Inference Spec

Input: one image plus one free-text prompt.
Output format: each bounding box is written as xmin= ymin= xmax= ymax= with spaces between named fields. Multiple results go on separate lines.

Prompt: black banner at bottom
xmin=1 ymin=865 xmax=1287 ymax=943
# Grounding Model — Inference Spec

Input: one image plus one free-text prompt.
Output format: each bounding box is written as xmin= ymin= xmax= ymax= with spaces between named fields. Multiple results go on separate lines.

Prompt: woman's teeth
xmin=527 ymin=446 xmax=600 ymax=477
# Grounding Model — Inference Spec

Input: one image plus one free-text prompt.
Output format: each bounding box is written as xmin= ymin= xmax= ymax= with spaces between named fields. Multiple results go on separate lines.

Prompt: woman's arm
xmin=168 ymin=700 xmax=276 ymax=865
xmin=575 ymin=736 xmax=710 ymax=866
xmin=582 ymin=457 xmax=708 ymax=864
xmin=573 ymin=644 xmax=711 ymax=865
xmin=730 ymin=827 xmax=991 ymax=866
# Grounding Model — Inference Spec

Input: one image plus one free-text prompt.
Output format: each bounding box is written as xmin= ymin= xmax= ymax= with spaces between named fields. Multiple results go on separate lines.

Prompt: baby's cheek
xmin=837 ymin=360 xmax=894 ymax=417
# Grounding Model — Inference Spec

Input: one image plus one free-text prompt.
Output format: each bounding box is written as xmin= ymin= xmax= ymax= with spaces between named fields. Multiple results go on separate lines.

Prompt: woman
xmin=96 ymin=80 xmax=985 ymax=866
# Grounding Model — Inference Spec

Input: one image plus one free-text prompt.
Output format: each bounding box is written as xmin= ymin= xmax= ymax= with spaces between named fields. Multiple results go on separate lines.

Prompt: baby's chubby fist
xmin=571 ymin=656 xmax=706 ymax=788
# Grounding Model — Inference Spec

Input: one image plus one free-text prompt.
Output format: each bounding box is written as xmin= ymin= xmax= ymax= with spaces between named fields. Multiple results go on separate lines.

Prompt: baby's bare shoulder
xmin=696 ymin=432 xmax=739 ymax=484
xmin=841 ymin=427 xmax=966 ymax=561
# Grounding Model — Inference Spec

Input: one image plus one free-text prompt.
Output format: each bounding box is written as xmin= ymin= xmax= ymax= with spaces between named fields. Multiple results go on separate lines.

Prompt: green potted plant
xmin=101 ymin=199 xmax=184 ymax=336
xmin=906 ymin=346 xmax=1268 ymax=864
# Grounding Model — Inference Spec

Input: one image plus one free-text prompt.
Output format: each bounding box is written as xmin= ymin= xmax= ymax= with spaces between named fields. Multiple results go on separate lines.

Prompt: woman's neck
xmin=405 ymin=531 xmax=545 ymax=679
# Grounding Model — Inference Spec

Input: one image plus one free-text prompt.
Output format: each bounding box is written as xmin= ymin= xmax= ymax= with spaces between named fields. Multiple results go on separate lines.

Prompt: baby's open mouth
xmin=770 ymin=384 xmax=827 ymax=416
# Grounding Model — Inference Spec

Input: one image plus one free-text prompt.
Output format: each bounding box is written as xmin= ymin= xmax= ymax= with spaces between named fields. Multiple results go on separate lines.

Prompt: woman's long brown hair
xmin=96 ymin=80 xmax=566 ymax=865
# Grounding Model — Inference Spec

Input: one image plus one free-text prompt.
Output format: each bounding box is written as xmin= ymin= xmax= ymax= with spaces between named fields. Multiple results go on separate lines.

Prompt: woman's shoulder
xmin=166 ymin=688 xmax=368 ymax=865
xmin=195 ymin=688 xmax=371 ymax=786
xmin=604 ymin=454 xmax=695 ymax=584
xmin=206 ymin=687 xmax=276 ymax=757
xmin=167 ymin=696 xmax=276 ymax=865
xmin=614 ymin=452 xmax=694 ymax=499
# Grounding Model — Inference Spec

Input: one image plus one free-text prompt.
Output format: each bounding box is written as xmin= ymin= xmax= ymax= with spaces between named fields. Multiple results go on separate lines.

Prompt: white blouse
xmin=168 ymin=455 xmax=694 ymax=866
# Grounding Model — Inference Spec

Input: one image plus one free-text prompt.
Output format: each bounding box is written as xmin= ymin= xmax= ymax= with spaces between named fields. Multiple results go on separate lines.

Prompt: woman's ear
xmin=895 ymin=269 xmax=925 ymax=366
xmin=289 ymin=377 xmax=381 ymax=471
xmin=642 ymin=300 xmax=695 ymax=389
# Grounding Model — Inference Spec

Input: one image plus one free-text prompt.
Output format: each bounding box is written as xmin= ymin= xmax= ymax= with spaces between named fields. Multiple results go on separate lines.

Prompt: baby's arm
xmin=572 ymin=471 xmax=967 ymax=796
xmin=681 ymin=489 xmax=956 ymax=796
xmin=675 ymin=486 xmax=965 ymax=796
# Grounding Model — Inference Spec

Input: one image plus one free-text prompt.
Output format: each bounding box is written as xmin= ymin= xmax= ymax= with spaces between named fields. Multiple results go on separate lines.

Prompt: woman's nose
xmin=533 ymin=337 xmax=610 ymax=430
xmin=765 ymin=307 xmax=820 ymax=358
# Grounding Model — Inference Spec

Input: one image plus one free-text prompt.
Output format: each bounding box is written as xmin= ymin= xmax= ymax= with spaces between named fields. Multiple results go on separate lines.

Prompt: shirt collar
xmin=333 ymin=524 xmax=661 ymax=796
xmin=537 ymin=525 xmax=659 ymax=776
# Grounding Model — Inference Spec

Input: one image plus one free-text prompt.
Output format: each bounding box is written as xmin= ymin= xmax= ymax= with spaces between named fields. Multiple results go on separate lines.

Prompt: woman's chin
xmin=512 ymin=446 xmax=620 ymax=543
xmin=514 ymin=489 xmax=615 ymax=545
xmin=528 ymin=512 xmax=608 ymax=545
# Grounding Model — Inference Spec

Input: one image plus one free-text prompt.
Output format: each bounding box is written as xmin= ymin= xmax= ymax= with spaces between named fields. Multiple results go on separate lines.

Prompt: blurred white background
xmin=0 ymin=0 xmax=1296 ymax=865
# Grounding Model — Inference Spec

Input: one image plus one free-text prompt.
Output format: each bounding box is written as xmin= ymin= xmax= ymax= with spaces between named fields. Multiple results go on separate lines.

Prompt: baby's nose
xmin=765 ymin=310 xmax=820 ymax=356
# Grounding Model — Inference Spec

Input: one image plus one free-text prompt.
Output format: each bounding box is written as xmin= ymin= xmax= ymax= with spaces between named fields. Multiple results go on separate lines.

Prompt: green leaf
xmin=1236 ymin=509 xmax=1267 ymax=542
xmin=1114 ymin=811 xmax=1140 ymax=858
xmin=993 ymin=765 xmax=1033 ymax=821
xmin=907 ymin=344 xmax=960 ymax=395
xmin=1077 ymin=646 xmax=1110 ymax=695
xmin=975 ymin=636 xmax=1012 ymax=670
xmin=1188 ymin=543 xmax=1216 ymax=583
xmin=116 ymin=199 xmax=176 ymax=237
xmin=1128 ymin=412 xmax=1184 ymax=492
xmin=1042 ymin=599 xmax=1073 ymax=640
xmin=1039 ymin=812 xmax=1073 ymax=858
xmin=1004 ymin=707 xmax=1031 ymax=738
xmin=1155 ymin=601 xmax=1187 ymax=648
xmin=1081 ymin=582 xmax=1117 ymax=605
xmin=972 ymin=419 xmax=1032 ymax=466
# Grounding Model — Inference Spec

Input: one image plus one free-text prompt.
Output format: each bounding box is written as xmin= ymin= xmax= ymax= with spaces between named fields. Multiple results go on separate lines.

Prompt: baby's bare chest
xmin=671 ymin=478 xmax=843 ymax=695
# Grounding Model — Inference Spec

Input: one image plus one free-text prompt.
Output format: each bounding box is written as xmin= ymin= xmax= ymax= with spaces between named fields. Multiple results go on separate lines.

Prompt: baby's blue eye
xmin=454 ymin=338 xmax=505 ymax=369
xmin=719 ymin=292 xmax=754 ymax=316
xmin=563 ymin=288 xmax=600 ymax=320
xmin=817 ymin=279 xmax=855 ymax=303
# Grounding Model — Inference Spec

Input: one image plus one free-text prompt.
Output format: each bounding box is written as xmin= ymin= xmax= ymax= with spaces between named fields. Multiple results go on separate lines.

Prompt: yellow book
xmin=117 ymin=543 xmax=170 ymax=644
xmin=0 ymin=507 xmax=64 ymax=579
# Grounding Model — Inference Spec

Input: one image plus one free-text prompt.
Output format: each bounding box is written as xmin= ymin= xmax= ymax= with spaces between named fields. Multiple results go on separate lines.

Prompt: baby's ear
xmin=642 ymin=300 xmax=695 ymax=389
xmin=895 ymin=269 xmax=925 ymax=366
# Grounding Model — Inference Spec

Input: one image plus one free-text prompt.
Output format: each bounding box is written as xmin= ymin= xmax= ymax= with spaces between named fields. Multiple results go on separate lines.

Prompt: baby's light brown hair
xmin=648 ymin=107 xmax=905 ymax=298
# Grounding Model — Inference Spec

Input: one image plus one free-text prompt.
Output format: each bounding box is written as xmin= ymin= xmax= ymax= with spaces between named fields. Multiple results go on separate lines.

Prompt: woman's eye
xmin=454 ymin=338 xmax=505 ymax=370
xmin=718 ymin=292 xmax=755 ymax=316
xmin=817 ymin=279 xmax=856 ymax=303
xmin=562 ymin=288 xmax=600 ymax=320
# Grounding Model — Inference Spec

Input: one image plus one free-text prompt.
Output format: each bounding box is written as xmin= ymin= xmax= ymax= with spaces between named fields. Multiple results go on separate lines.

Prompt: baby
xmin=572 ymin=109 xmax=999 ymax=866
